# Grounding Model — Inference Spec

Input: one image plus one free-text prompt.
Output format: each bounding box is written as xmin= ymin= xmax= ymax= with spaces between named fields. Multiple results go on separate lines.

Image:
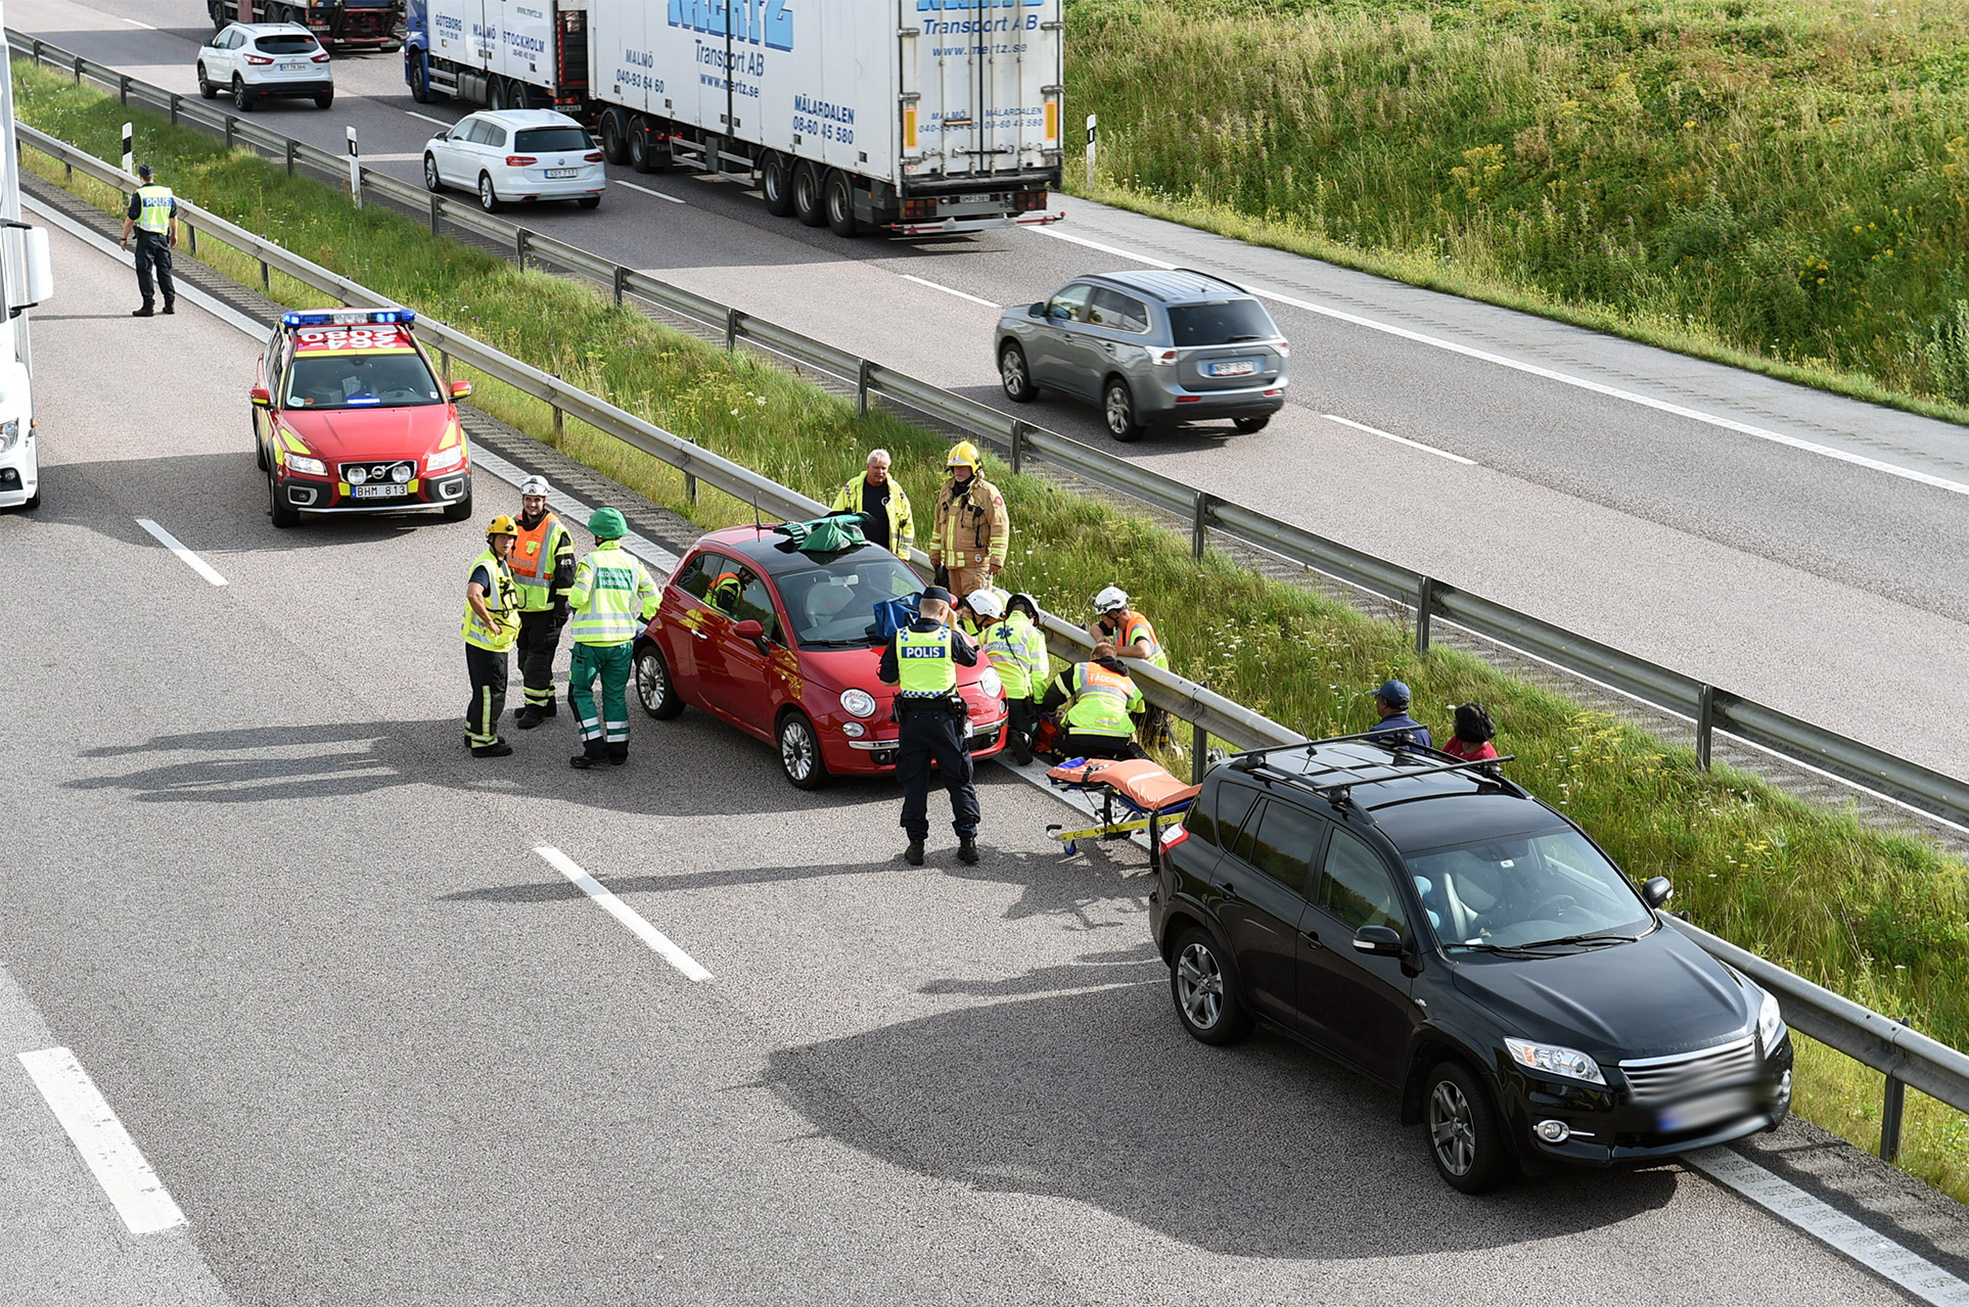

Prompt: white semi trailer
xmin=405 ymin=0 xmax=1063 ymax=236
xmin=0 ymin=13 xmax=55 ymax=512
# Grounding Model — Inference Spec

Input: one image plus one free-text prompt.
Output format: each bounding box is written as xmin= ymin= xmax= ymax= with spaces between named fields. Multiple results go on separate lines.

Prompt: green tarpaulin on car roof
xmin=773 ymin=514 xmax=868 ymax=554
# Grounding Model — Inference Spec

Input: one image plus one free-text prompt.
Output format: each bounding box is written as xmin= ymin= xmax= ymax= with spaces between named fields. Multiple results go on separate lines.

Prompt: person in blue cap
xmin=1366 ymin=679 xmax=1432 ymax=748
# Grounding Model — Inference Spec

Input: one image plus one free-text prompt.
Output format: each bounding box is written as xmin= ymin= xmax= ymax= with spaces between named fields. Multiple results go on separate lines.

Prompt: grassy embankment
xmin=1065 ymin=0 xmax=1969 ymax=420
xmin=16 ymin=58 xmax=1969 ymax=1197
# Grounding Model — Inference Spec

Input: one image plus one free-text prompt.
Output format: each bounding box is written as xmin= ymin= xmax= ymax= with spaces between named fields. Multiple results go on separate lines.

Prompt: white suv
xmin=422 ymin=110 xmax=606 ymax=213
xmin=196 ymin=23 xmax=333 ymax=112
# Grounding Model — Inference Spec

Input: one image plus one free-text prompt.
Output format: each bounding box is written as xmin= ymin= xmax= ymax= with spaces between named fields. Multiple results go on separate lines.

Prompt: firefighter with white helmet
xmin=929 ymin=441 xmax=1008 ymax=603
xmin=510 ymin=474 xmax=578 ymax=729
xmin=1088 ymin=585 xmax=1172 ymax=748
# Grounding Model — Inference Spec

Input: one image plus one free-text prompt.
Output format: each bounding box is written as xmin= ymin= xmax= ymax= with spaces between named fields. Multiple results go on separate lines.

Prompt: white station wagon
xmin=422 ymin=109 xmax=606 ymax=214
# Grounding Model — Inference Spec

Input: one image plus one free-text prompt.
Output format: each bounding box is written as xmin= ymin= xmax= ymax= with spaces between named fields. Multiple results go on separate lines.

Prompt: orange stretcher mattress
xmin=1046 ymin=759 xmax=1201 ymax=813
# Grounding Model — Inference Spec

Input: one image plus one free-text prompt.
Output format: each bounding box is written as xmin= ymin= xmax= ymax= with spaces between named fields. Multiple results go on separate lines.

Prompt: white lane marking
xmin=618 ymin=181 xmax=689 ymax=204
xmin=1322 ymin=413 xmax=1477 ymax=466
xmin=18 ymin=1048 xmax=187 ymax=1235
xmin=405 ymin=111 xmax=451 ymax=127
xmin=359 ymin=153 xmax=424 ymax=164
xmin=121 ymin=17 xmax=155 ymax=28
xmin=901 ymin=274 xmax=999 ymax=309
xmin=466 ymin=447 xmax=679 ymax=574
xmin=1033 ymin=226 xmax=1969 ymax=497
xmin=1033 ymin=223 xmax=1177 ymax=270
xmin=135 ymin=518 xmax=228 ymax=587
xmin=616 ymin=180 xmax=686 ymax=205
xmin=534 ymin=847 xmax=712 ymax=982
xmin=1684 ymin=1147 xmax=1969 ymax=1305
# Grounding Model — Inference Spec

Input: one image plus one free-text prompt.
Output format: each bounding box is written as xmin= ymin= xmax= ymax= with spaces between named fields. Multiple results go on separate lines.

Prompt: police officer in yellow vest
xmin=1038 ymin=641 xmax=1147 ymax=762
xmin=118 ymin=164 xmax=178 ymax=318
xmin=462 ymin=515 xmax=523 ymax=758
xmin=877 ymin=586 xmax=982 ymax=866
xmin=510 ymin=475 xmax=578 ymax=730
xmin=565 ymin=506 xmax=661 ymax=769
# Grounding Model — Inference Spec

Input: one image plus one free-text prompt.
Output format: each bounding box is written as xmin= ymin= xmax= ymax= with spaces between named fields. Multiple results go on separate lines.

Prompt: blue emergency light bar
xmin=280 ymin=308 xmax=416 ymax=327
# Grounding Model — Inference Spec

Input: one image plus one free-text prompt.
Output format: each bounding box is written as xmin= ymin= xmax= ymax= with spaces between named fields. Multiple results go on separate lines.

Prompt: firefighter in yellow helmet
xmin=462 ymin=515 xmax=523 ymax=758
xmin=928 ymin=441 xmax=1008 ymax=602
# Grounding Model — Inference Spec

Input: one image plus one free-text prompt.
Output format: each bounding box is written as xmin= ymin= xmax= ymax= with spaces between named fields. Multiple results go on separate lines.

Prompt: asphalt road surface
xmin=6 ymin=206 xmax=1969 ymax=1307
xmin=14 ymin=0 xmax=1969 ymax=789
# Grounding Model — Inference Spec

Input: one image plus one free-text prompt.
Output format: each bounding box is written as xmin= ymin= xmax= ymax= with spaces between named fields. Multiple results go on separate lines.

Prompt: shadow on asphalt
xmin=761 ymin=975 xmax=1680 ymax=1258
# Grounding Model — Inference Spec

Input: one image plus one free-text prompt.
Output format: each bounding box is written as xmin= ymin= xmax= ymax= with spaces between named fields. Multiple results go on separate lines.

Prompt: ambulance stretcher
xmin=1044 ymin=758 xmax=1201 ymax=857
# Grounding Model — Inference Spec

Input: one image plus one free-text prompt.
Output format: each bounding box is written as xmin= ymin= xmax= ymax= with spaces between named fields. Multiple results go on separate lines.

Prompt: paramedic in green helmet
xmin=565 ymin=507 xmax=662 ymax=769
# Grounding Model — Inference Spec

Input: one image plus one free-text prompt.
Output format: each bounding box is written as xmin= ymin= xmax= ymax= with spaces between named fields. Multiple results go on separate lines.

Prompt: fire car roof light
xmin=281 ymin=308 xmax=416 ymax=328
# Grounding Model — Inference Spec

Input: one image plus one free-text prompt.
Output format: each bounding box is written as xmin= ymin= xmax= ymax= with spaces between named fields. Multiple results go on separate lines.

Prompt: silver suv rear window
xmin=1168 ymin=299 xmax=1278 ymax=347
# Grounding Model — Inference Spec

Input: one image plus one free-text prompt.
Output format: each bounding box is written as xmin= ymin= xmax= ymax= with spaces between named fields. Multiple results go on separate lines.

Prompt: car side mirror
xmin=1641 ymin=876 xmax=1674 ymax=909
xmin=731 ymin=618 xmax=769 ymax=651
xmin=1353 ymin=924 xmax=1404 ymax=956
xmin=249 ymin=386 xmax=272 ymax=407
xmin=1028 ymin=301 xmax=1044 ymax=317
xmin=450 ymin=380 xmax=473 ymax=398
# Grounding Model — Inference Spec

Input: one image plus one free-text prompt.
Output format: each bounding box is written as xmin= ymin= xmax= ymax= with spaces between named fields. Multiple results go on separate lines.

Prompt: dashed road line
xmin=1684 ymin=1147 xmax=1969 ymax=1305
xmin=901 ymin=274 xmax=999 ymax=309
xmin=18 ymin=1047 xmax=187 ymax=1235
xmin=1031 ymin=224 xmax=1969 ymax=497
xmin=404 ymin=110 xmax=451 ymax=127
xmin=616 ymin=180 xmax=686 ymax=204
xmin=136 ymin=518 xmax=228 ymax=586
xmin=120 ymin=17 xmax=155 ymax=28
xmin=1322 ymin=414 xmax=1476 ymax=466
xmin=534 ymin=846 xmax=712 ymax=982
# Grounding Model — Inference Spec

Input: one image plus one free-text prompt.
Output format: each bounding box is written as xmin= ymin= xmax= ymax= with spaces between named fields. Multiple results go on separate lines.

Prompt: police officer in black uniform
xmin=878 ymin=586 xmax=982 ymax=866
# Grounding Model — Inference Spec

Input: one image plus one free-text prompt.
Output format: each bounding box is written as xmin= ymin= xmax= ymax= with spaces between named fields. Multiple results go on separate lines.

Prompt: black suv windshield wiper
xmin=1225 ymin=333 xmax=1265 ymax=342
xmin=1515 ymin=931 xmax=1643 ymax=950
xmin=1443 ymin=941 xmax=1560 ymax=959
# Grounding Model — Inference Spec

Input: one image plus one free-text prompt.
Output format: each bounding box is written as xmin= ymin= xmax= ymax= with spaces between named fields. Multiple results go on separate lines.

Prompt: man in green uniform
xmin=462 ymin=515 xmax=522 ymax=758
xmin=565 ymin=507 xmax=661 ymax=769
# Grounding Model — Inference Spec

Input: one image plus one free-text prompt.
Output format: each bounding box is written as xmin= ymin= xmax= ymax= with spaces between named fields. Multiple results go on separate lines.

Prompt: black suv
xmin=1149 ymin=735 xmax=1793 ymax=1192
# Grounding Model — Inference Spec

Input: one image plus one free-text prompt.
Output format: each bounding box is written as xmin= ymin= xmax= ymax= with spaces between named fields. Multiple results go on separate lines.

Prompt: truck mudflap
xmin=309 ymin=5 xmax=403 ymax=49
xmin=892 ymin=210 xmax=1065 ymax=236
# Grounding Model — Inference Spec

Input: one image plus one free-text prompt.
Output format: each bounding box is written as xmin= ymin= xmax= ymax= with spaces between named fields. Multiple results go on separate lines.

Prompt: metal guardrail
xmin=13 ymin=52 xmax=1965 ymax=1157
xmin=18 ymin=30 xmax=1965 ymax=837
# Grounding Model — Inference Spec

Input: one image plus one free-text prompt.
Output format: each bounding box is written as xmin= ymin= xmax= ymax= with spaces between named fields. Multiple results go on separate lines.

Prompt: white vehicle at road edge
xmin=0 ymin=37 xmax=52 ymax=512
xmin=195 ymin=23 xmax=334 ymax=112
xmin=422 ymin=110 xmax=605 ymax=214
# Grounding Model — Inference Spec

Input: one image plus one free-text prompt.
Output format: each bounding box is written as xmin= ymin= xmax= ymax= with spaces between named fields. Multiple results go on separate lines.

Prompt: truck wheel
xmin=486 ymin=76 xmax=508 ymax=110
xmin=792 ymin=161 xmax=826 ymax=227
xmin=824 ymin=170 xmax=859 ymax=238
xmin=760 ymin=152 xmax=795 ymax=217
xmin=209 ymin=0 xmax=225 ymax=30
xmin=599 ymin=109 xmax=630 ymax=165
xmin=407 ymin=54 xmax=435 ymax=103
xmin=627 ymin=116 xmax=658 ymax=174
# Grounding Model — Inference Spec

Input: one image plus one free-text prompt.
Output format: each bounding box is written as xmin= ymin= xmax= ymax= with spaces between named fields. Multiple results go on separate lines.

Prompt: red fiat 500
xmin=632 ymin=526 xmax=1009 ymax=788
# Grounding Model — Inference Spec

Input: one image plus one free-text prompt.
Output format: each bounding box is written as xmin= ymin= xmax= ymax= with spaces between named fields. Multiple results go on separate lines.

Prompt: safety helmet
xmin=588 ymin=506 xmax=628 ymax=540
xmin=1091 ymin=585 xmax=1130 ymax=614
xmin=966 ymin=589 xmax=1005 ymax=620
xmin=946 ymin=441 xmax=981 ymax=470
xmin=1007 ymin=592 xmax=1041 ymax=620
xmin=485 ymin=514 xmax=519 ymax=539
xmin=519 ymin=474 xmax=552 ymax=498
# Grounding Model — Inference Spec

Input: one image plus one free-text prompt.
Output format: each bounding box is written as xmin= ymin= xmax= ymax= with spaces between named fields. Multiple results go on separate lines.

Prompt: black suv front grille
xmin=1618 ymin=1036 xmax=1760 ymax=1104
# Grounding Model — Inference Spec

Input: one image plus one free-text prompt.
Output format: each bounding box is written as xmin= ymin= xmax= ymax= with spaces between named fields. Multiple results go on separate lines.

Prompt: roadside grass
xmin=1064 ymin=0 xmax=1969 ymax=424
xmin=19 ymin=58 xmax=1969 ymax=1198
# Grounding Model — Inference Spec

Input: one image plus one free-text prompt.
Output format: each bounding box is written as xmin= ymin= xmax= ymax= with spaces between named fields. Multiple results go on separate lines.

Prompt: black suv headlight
xmin=1505 ymin=1037 xmax=1606 ymax=1086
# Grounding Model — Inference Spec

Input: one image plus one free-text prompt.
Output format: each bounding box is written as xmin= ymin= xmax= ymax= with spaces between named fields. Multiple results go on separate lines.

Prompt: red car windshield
xmin=770 ymin=552 xmax=923 ymax=648
xmin=284 ymin=352 xmax=444 ymax=409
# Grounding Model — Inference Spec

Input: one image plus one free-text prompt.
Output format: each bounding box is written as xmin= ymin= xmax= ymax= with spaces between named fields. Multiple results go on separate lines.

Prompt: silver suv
xmin=996 ymin=270 xmax=1290 ymax=442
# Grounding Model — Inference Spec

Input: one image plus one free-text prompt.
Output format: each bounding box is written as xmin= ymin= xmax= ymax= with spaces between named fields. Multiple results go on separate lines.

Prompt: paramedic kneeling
xmin=879 ymin=586 xmax=981 ymax=868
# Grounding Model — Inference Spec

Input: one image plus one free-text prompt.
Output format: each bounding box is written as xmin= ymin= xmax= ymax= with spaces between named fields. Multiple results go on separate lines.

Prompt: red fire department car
xmin=250 ymin=308 xmax=475 ymax=527
xmin=632 ymin=526 xmax=1009 ymax=789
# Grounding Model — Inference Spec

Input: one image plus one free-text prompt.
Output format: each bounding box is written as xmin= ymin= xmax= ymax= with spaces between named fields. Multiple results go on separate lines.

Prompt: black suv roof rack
xmin=1226 ymin=733 xmax=1521 ymax=809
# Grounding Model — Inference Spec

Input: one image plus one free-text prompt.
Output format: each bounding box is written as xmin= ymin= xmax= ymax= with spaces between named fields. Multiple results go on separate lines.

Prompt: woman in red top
xmin=1442 ymin=702 xmax=1499 ymax=761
